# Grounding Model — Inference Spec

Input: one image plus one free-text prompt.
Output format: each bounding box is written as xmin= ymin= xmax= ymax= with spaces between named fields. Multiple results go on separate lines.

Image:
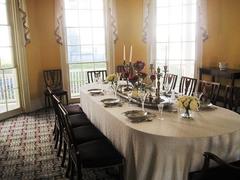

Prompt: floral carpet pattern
xmin=0 ymin=109 xmax=118 ymax=180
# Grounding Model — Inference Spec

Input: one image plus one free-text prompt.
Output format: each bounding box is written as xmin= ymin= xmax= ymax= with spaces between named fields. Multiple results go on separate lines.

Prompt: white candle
xmin=129 ymin=45 xmax=132 ymax=62
xmin=123 ymin=44 xmax=126 ymax=61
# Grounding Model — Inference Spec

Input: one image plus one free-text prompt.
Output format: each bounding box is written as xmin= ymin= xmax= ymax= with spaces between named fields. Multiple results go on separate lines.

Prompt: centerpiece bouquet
xmin=176 ymin=95 xmax=200 ymax=119
xmin=106 ymin=73 xmax=117 ymax=84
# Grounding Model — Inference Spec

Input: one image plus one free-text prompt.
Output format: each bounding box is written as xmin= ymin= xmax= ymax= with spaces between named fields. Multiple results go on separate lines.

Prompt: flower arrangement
xmin=176 ymin=96 xmax=200 ymax=118
xmin=106 ymin=73 xmax=117 ymax=82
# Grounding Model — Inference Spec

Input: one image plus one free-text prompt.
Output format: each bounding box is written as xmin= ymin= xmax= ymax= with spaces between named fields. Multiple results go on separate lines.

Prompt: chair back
xmin=232 ymin=87 xmax=240 ymax=113
xmin=179 ymin=76 xmax=197 ymax=96
xmin=43 ymin=69 xmax=63 ymax=90
xmin=87 ymin=70 xmax=107 ymax=83
xmin=198 ymin=80 xmax=220 ymax=104
xmin=163 ymin=73 xmax=178 ymax=92
xmin=58 ymin=103 xmax=75 ymax=147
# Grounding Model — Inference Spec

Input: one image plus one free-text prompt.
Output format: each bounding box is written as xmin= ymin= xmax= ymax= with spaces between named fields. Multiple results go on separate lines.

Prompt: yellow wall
xmin=203 ymin=0 xmax=240 ymax=69
xmin=24 ymin=0 xmax=240 ymax=109
xmin=26 ymin=0 xmax=60 ymax=108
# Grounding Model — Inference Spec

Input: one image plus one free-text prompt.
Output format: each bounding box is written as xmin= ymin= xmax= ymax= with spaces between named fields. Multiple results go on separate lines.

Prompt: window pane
xmin=0 ymin=70 xmax=7 ymax=113
xmin=169 ymin=6 xmax=182 ymax=24
xmin=183 ymin=5 xmax=196 ymax=23
xmin=156 ymin=43 xmax=168 ymax=61
xmin=92 ymin=28 xmax=105 ymax=44
xmin=0 ymin=3 xmax=8 ymax=25
xmin=91 ymin=0 xmax=103 ymax=9
xmin=157 ymin=8 xmax=168 ymax=25
xmin=79 ymin=10 xmax=91 ymax=27
xmin=80 ymin=45 xmax=93 ymax=61
xmin=156 ymin=25 xmax=168 ymax=42
xmin=66 ymin=28 xmax=80 ymax=45
xmin=169 ymin=0 xmax=182 ymax=6
xmin=79 ymin=28 xmax=92 ymax=45
xmin=0 ymin=47 xmax=14 ymax=68
xmin=182 ymin=24 xmax=195 ymax=41
xmin=182 ymin=42 xmax=195 ymax=59
xmin=67 ymin=45 xmax=81 ymax=62
xmin=7 ymin=88 xmax=20 ymax=111
xmin=183 ymin=0 xmax=196 ymax=5
xmin=169 ymin=43 xmax=182 ymax=60
xmin=93 ymin=45 xmax=105 ymax=61
xmin=0 ymin=26 xmax=12 ymax=46
xmin=91 ymin=10 xmax=104 ymax=27
xmin=65 ymin=10 xmax=79 ymax=27
xmin=79 ymin=0 xmax=91 ymax=9
xmin=169 ymin=25 xmax=182 ymax=42
xmin=64 ymin=0 xmax=78 ymax=9
xmin=157 ymin=0 xmax=168 ymax=7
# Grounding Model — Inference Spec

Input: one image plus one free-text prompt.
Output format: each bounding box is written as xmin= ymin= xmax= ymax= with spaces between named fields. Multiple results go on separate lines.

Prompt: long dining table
xmin=80 ymin=83 xmax=240 ymax=180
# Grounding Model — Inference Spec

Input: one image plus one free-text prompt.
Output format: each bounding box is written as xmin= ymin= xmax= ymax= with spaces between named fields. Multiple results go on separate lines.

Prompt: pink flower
xmin=133 ymin=61 xmax=145 ymax=72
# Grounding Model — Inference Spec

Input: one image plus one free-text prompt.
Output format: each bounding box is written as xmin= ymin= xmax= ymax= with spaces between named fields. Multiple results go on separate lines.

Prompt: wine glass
xmin=94 ymin=73 xmax=100 ymax=84
xmin=157 ymin=103 xmax=164 ymax=120
xmin=127 ymin=91 xmax=133 ymax=107
xmin=138 ymin=89 xmax=147 ymax=112
xmin=111 ymin=82 xmax=119 ymax=98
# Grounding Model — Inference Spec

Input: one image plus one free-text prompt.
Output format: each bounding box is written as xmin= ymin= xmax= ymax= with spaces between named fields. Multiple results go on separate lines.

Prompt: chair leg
xmin=119 ymin=164 xmax=124 ymax=180
xmin=54 ymin=129 xmax=59 ymax=149
xmin=70 ymin=159 xmax=75 ymax=180
xmin=57 ymin=132 xmax=62 ymax=157
xmin=61 ymin=141 xmax=67 ymax=167
xmin=66 ymin=152 xmax=71 ymax=178
xmin=65 ymin=94 xmax=68 ymax=105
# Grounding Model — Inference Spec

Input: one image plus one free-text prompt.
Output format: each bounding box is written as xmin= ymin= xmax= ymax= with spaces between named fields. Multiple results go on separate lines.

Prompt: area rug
xmin=0 ymin=109 xmax=118 ymax=180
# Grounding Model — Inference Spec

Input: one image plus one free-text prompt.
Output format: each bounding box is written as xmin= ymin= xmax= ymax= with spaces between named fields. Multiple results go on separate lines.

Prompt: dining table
xmin=79 ymin=83 xmax=240 ymax=180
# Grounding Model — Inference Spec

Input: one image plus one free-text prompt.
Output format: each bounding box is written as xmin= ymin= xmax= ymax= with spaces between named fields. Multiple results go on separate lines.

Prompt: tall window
xmin=0 ymin=0 xmax=20 ymax=113
xmin=156 ymin=0 xmax=196 ymax=78
xmin=64 ymin=0 xmax=106 ymax=98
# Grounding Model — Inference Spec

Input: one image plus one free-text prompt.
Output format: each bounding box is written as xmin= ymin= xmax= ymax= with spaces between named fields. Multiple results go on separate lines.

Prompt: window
xmin=63 ymin=0 xmax=106 ymax=98
xmin=0 ymin=0 xmax=20 ymax=113
xmin=156 ymin=0 xmax=196 ymax=78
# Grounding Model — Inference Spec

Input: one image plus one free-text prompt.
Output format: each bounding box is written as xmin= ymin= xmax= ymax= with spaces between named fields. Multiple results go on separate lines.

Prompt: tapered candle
xmin=123 ymin=44 xmax=126 ymax=61
xmin=129 ymin=45 xmax=132 ymax=62
xmin=165 ymin=46 xmax=167 ymax=65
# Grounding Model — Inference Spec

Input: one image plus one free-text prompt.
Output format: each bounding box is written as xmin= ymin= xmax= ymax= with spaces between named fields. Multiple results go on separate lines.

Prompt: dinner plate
xmin=101 ymin=98 xmax=120 ymax=106
xmin=88 ymin=88 xmax=103 ymax=94
xmin=124 ymin=110 xmax=156 ymax=122
xmin=199 ymin=102 xmax=216 ymax=111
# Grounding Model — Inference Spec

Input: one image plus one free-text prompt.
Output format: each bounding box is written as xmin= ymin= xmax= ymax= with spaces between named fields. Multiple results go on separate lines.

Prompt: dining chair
xmin=188 ymin=152 xmax=240 ymax=180
xmin=87 ymin=70 xmax=107 ymax=83
xmin=179 ymin=76 xmax=198 ymax=96
xmin=197 ymin=80 xmax=220 ymax=104
xmin=58 ymin=103 xmax=124 ymax=180
xmin=232 ymin=86 xmax=240 ymax=113
xmin=43 ymin=69 xmax=68 ymax=108
xmin=162 ymin=73 xmax=178 ymax=92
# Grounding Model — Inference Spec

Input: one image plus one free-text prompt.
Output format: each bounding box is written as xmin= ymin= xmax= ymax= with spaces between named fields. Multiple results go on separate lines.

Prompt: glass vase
xmin=181 ymin=108 xmax=192 ymax=119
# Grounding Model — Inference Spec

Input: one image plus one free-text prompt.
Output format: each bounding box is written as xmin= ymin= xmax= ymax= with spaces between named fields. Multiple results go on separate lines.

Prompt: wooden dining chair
xmin=58 ymin=103 xmax=124 ymax=179
xmin=188 ymin=152 xmax=240 ymax=180
xmin=162 ymin=73 xmax=178 ymax=92
xmin=231 ymin=86 xmax=240 ymax=113
xmin=179 ymin=76 xmax=197 ymax=96
xmin=43 ymin=69 xmax=68 ymax=108
xmin=87 ymin=70 xmax=107 ymax=83
xmin=197 ymin=80 xmax=220 ymax=104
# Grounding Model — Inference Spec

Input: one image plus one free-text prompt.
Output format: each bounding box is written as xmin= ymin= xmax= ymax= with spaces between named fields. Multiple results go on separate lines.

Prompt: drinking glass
xmin=138 ymin=89 xmax=147 ymax=112
xmin=127 ymin=91 xmax=133 ymax=107
xmin=157 ymin=103 xmax=164 ymax=120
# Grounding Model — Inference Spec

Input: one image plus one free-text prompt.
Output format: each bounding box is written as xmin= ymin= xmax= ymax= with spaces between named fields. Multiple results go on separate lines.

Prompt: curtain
xmin=17 ymin=0 xmax=31 ymax=46
xmin=143 ymin=0 xmax=208 ymax=78
xmin=195 ymin=0 xmax=208 ymax=78
xmin=54 ymin=0 xmax=64 ymax=45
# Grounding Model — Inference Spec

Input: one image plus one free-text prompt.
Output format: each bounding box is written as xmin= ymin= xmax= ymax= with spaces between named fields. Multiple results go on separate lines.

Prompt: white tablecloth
xmin=80 ymin=84 xmax=240 ymax=180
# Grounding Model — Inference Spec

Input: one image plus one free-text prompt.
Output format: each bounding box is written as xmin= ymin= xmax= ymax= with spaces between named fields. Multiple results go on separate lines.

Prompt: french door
xmin=0 ymin=0 xmax=21 ymax=115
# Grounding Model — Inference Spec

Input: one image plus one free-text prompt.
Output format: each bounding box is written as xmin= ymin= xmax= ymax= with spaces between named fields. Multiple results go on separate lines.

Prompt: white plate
xmin=88 ymin=88 xmax=103 ymax=94
xmin=124 ymin=110 xmax=155 ymax=122
xmin=101 ymin=98 xmax=120 ymax=106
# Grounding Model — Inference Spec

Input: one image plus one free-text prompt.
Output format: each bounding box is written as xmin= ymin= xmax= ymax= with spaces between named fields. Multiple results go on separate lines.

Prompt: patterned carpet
xmin=0 ymin=109 xmax=119 ymax=180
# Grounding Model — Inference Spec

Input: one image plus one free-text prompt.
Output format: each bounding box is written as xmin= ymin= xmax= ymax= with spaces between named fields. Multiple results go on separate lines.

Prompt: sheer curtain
xmin=143 ymin=0 xmax=208 ymax=78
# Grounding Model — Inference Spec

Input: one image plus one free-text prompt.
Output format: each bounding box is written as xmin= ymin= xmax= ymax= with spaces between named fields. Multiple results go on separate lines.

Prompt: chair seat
xmin=189 ymin=160 xmax=240 ymax=180
xmin=75 ymin=139 xmax=123 ymax=168
xmin=64 ymin=104 xmax=83 ymax=115
xmin=73 ymin=126 xmax=105 ymax=144
xmin=69 ymin=114 xmax=90 ymax=128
